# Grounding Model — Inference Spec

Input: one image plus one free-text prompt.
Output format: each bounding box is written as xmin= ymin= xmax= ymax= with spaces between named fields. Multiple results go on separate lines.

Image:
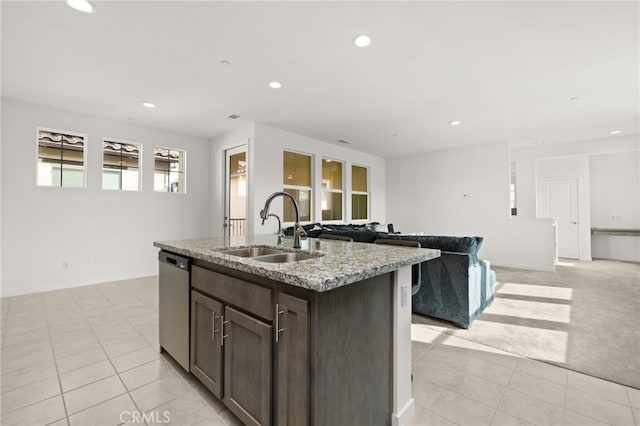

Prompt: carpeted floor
xmin=413 ymin=259 xmax=640 ymax=389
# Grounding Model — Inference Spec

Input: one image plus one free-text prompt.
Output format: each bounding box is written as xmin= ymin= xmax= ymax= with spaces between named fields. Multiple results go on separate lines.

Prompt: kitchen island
xmin=155 ymin=235 xmax=440 ymax=426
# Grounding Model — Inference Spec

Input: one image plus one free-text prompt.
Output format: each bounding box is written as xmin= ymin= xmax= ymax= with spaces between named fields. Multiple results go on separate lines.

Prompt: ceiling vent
xmin=227 ymin=114 xmax=240 ymax=120
xmin=337 ymin=139 xmax=351 ymax=144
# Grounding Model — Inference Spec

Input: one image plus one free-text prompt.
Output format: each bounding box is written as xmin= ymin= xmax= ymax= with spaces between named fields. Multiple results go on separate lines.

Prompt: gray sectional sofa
xmin=285 ymin=223 xmax=496 ymax=328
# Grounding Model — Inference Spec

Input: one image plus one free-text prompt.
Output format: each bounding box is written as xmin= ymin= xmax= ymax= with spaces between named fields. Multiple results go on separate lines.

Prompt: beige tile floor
xmin=1 ymin=277 xmax=638 ymax=426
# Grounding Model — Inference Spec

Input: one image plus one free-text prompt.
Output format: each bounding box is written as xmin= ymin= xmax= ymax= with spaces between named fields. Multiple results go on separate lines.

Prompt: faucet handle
xmin=294 ymin=223 xmax=307 ymax=237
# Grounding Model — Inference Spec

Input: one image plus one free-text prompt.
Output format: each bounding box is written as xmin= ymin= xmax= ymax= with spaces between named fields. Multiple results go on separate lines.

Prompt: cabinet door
xmin=276 ymin=293 xmax=309 ymax=426
xmin=223 ymin=306 xmax=272 ymax=426
xmin=191 ymin=291 xmax=224 ymax=398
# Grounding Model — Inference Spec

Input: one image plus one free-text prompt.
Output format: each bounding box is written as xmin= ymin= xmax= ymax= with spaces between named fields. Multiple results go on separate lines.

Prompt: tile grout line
xmin=42 ymin=294 xmax=72 ymax=426
xmin=562 ymin=376 xmax=569 ymax=425
xmin=563 ymin=385 xmax=637 ymax=426
xmin=492 ymin=350 xmax=520 ymax=424
xmin=68 ymin=288 xmax=149 ymax=426
xmin=435 ymin=345 xmax=499 ymax=426
xmin=114 ymin=278 xmax=238 ymax=425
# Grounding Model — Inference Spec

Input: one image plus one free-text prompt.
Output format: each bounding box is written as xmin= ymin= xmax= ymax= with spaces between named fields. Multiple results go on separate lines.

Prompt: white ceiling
xmin=2 ymin=1 xmax=638 ymax=158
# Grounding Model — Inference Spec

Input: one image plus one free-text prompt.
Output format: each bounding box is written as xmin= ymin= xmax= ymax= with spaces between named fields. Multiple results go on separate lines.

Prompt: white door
xmin=538 ymin=178 xmax=580 ymax=259
xmin=224 ymin=145 xmax=248 ymax=238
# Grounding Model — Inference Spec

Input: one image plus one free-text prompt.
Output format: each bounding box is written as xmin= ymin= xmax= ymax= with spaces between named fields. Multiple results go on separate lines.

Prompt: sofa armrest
xmin=479 ymin=259 xmax=496 ymax=307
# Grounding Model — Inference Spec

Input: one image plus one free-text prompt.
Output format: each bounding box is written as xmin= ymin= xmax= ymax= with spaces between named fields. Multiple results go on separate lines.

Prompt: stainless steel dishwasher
xmin=159 ymin=251 xmax=191 ymax=372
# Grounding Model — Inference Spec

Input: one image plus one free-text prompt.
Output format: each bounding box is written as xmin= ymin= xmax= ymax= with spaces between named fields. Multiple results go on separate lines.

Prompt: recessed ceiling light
xmin=220 ymin=60 xmax=231 ymax=66
xmin=66 ymin=0 xmax=95 ymax=13
xmin=569 ymin=96 xmax=579 ymax=101
xmin=268 ymin=81 xmax=282 ymax=89
xmin=141 ymin=102 xmax=155 ymax=108
xmin=337 ymin=139 xmax=351 ymax=144
xmin=449 ymin=120 xmax=461 ymax=126
xmin=227 ymin=114 xmax=240 ymax=120
xmin=353 ymin=35 xmax=372 ymax=47
xmin=610 ymin=130 xmax=622 ymax=134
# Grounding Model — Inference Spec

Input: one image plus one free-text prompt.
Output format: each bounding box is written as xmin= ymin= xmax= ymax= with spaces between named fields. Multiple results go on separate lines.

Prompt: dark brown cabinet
xmin=186 ymin=262 xmax=391 ymax=426
xmin=223 ymin=307 xmax=272 ymax=426
xmin=190 ymin=266 xmax=274 ymax=426
xmin=275 ymin=293 xmax=309 ymax=426
xmin=190 ymin=290 xmax=223 ymax=397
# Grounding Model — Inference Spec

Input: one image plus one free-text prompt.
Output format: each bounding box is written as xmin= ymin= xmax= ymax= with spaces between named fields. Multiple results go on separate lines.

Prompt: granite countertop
xmin=154 ymin=235 xmax=440 ymax=292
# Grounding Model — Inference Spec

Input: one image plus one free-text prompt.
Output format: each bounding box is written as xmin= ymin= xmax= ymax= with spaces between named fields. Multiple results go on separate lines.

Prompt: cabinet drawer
xmin=192 ymin=266 xmax=273 ymax=321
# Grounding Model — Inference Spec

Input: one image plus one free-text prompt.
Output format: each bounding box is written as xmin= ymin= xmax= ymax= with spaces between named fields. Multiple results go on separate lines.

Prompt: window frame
xmin=102 ymin=137 xmax=142 ymax=192
xmin=36 ymin=127 xmax=88 ymax=189
xmin=283 ymin=149 xmax=314 ymax=224
xmin=321 ymin=157 xmax=344 ymax=222
xmin=153 ymin=146 xmax=187 ymax=194
xmin=351 ymin=163 xmax=370 ymax=222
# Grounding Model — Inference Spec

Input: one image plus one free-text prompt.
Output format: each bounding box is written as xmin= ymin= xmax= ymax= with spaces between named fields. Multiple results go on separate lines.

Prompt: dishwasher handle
xmin=159 ymin=251 xmax=191 ymax=271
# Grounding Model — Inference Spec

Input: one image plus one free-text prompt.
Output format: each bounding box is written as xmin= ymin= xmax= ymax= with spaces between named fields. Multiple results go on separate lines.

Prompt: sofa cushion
xmin=385 ymin=235 xmax=483 ymax=255
xmin=382 ymin=235 xmax=483 ymax=266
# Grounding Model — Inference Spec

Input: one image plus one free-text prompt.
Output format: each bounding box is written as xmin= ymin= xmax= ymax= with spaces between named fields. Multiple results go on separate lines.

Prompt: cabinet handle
xmin=211 ymin=312 xmax=221 ymax=340
xmin=275 ymin=303 xmax=285 ymax=343
xmin=221 ymin=315 xmax=230 ymax=347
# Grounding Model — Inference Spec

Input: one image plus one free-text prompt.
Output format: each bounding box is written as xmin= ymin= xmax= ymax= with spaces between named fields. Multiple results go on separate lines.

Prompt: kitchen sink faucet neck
xmin=260 ymin=191 xmax=306 ymax=249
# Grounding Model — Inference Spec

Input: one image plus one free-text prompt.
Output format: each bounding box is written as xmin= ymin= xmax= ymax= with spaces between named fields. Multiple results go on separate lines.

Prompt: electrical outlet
xmin=62 ymin=261 xmax=68 ymax=269
xmin=401 ymin=285 xmax=409 ymax=307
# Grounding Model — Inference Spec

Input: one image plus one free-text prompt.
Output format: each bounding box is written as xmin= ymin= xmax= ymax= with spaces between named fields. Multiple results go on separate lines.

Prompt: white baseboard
xmin=392 ymin=398 xmax=415 ymax=426
xmin=490 ymin=262 xmax=555 ymax=272
xmin=0 ymin=274 xmax=158 ymax=298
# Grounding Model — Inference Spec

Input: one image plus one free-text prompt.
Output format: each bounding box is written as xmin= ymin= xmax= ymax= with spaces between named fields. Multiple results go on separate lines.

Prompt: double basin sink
xmin=217 ymin=246 xmax=323 ymax=263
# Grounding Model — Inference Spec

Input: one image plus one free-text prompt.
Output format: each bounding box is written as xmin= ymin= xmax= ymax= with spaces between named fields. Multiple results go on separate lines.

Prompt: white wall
xmin=590 ymin=151 xmax=640 ymax=262
xmin=211 ymin=124 xmax=386 ymax=236
xmin=1 ymin=98 xmax=211 ymax=296
xmin=512 ymin=135 xmax=639 ymax=217
xmin=512 ymin=134 xmax=640 ymax=262
xmin=386 ymin=141 xmax=556 ymax=270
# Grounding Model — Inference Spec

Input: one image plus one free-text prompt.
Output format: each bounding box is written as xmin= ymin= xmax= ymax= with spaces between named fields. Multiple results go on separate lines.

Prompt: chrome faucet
xmin=260 ymin=191 xmax=306 ymax=249
xmin=267 ymin=213 xmax=285 ymax=246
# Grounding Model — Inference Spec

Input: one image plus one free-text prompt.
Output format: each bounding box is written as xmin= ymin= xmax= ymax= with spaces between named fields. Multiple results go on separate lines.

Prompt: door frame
xmin=537 ymin=177 xmax=581 ymax=260
xmin=224 ymin=144 xmax=249 ymax=238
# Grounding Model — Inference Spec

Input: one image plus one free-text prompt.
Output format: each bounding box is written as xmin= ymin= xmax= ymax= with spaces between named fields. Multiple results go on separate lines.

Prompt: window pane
xmin=169 ymin=171 xmax=184 ymax=193
xmin=154 ymin=170 xmax=169 ymax=191
xmin=352 ymin=165 xmax=367 ymax=192
xmin=322 ymin=191 xmax=342 ymax=221
xmin=60 ymin=166 xmax=84 ymax=188
xmin=103 ymin=169 xmax=121 ymax=190
xmin=154 ymin=148 xmax=169 ymax=172
xmin=122 ymin=168 xmax=139 ymax=191
xmin=37 ymin=130 xmax=85 ymax=187
xmin=103 ymin=141 xmax=140 ymax=191
xmin=322 ymin=159 xmax=342 ymax=190
xmin=155 ymin=147 xmax=185 ymax=193
xmin=283 ymin=188 xmax=311 ymax=222
xmin=283 ymin=151 xmax=311 ymax=186
xmin=352 ymin=194 xmax=368 ymax=220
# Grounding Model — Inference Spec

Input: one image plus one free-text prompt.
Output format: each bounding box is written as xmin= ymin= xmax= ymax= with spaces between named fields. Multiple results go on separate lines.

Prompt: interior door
xmin=538 ymin=178 xmax=580 ymax=259
xmin=225 ymin=145 xmax=248 ymax=238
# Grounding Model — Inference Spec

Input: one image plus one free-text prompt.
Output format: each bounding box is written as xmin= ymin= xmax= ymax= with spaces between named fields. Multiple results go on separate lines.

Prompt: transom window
xmin=321 ymin=158 xmax=343 ymax=221
xmin=283 ymin=150 xmax=312 ymax=222
xmin=351 ymin=165 xmax=369 ymax=221
xmin=37 ymin=129 xmax=86 ymax=188
xmin=103 ymin=140 xmax=141 ymax=191
xmin=154 ymin=147 xmax=186 ymax=193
